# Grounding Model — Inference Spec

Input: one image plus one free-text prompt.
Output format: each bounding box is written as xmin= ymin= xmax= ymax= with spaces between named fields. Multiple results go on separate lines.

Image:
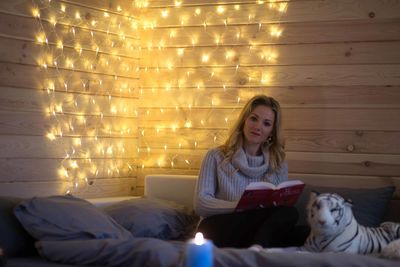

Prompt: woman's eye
xmin=263 ymin=122 xmax=271 ymax=127
xmin=250 ymin=116 xmax=257 ymax=121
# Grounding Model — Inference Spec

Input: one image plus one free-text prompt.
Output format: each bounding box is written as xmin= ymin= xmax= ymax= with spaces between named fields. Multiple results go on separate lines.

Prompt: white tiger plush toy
xmin=304 ymin=191 xmax=400 ymax=259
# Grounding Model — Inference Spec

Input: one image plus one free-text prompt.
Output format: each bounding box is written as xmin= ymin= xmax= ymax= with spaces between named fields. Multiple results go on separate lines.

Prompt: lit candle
xmin=186 ymin=232 xmax=213 ymax=267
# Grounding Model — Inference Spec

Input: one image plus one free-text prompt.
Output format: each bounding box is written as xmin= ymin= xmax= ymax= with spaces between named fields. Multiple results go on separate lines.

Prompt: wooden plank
xmin=139 ymin=64 xmax=400 ymax=87
xmin=138 ymin=149 xmax=400 ymax=176
xmin=63 ymin=0 xmax=141 ymax=16
xmin=284 ymin=130 xmax=400 ymax=154
xmin=0 ymin=12 xmax=139 ymax=57
xmin=0 ymin=0 xmax=140 ymax=37
xmin=73 ymin=177 xmax=137 ymax=198
xmin=0 ymin=62 xmax=138 ymax=96
xmin=138 ymin=108 xmax=400 ymax=131
xmin=0 ymin=36 xmax=139 ymax=75
xmin=0 ymin=177 xmax=137 ymax=198
xmin=141 ymin=0 xmax=400 ymax=26
xmin=0 ymin=135 xmax=138 ymax=158
xmin=0 ymin=86 xmax=138 ymax=116
xmin=0 ymin=158 xmax=137 ymax=182
xmin=138 ymin=85 xmax=400 ymax=108
xmin=140 ymin=41 xmax=400 ymax=67
xmin=140 ymin=20 xmax=400 ymax=47
xmin=0 ymin=111 xmax=137 ymax=136
xmin=139 ymin=128 xmax=400 ymax=154
xmin=290 ymin=174 xmax=400 ymax=198
xmin=287 ymin=152 xmax=400 ymax=177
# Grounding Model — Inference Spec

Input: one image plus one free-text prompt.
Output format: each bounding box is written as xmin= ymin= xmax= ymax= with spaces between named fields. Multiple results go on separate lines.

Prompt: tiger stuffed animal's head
xmin=307 ymin=192 xmax=354 ymax=235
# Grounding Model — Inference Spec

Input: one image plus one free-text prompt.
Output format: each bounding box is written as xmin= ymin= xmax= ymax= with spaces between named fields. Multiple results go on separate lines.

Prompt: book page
xmin=245 ymin=179 xmax=304 ymax=190
xmin=276 ymin=179 xmax=304 ymax=189
xmin=245 ymin=181 xmax=275 ymax=190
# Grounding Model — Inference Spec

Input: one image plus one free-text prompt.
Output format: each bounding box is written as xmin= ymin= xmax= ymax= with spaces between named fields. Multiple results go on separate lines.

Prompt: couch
xmin=0 ymin=174 xmax=399 ymax=267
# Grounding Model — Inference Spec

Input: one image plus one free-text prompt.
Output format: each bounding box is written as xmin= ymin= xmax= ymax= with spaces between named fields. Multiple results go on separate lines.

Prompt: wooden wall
xmin=0 ymin=0 xmax=140 ymax=198
xmin=137 ymin=0 xmax=400 ymax=197
xmin=0 ymin=0 xmax=399 ymax=199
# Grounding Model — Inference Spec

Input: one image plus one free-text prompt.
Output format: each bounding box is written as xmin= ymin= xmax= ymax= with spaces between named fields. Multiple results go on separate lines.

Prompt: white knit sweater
xmin=194 ymin=147 xmax=288 ymax=217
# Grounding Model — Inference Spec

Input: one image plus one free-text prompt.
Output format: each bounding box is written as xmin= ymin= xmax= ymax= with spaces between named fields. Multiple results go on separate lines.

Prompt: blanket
xmin=15 ymin=195 xmax=399 ymax=267
xmin=36 ymin=238 xmax=399 ymax=267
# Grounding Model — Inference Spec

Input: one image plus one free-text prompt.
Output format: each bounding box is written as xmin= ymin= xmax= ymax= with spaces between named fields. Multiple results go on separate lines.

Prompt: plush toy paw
xmin=381 ymin=239 xmax=400 ymax=260
xmin=248 ymin=245 xmax=306 ymax=254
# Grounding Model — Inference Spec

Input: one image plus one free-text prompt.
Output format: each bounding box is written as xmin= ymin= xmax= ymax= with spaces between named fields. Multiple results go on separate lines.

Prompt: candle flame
xmin=194 ymin=232 xmax=205 ymax=245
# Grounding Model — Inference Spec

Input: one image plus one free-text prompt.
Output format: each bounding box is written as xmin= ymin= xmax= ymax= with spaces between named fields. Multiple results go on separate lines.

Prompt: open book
xmin=235 ymin=180 xmax=305 ymax=212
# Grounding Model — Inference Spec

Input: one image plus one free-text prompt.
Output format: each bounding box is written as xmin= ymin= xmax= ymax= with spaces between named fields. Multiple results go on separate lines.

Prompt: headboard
xmin=143 ymin=174 xmax=399 ymax=222
xmin=144 ymin=174 xmax=197 ymax=210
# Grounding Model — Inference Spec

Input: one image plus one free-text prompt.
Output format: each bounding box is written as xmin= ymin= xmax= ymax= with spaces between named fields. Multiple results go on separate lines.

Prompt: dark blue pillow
xmin=103 ymin=197 xmax=198 ymax=240
xmin=295 ymin=185 xmax=395 ymax=227
xmin=0 ymin=196 xmax=36 ymax=257
xmin=14 ymin=195 xmax=132 ymax=241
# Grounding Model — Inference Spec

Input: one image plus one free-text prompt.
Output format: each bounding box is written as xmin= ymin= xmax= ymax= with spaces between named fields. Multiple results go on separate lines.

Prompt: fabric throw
xmin=103 ymin=197 xmax=199 ymax=240
xmin=14 ymin=195 xmax=132 ymax=241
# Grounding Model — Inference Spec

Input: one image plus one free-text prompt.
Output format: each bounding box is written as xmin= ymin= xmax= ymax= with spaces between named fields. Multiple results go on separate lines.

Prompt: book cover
xmin=235 ymin=180 xmax=305 ymax=212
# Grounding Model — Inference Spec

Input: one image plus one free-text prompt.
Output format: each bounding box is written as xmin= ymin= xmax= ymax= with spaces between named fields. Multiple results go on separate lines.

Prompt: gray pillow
xmin=103 ymin=197 xmax=199 ymax=240
xmin=0 ymin=196 xmax=36 ymax=257
xmin=14 ymin=195 xmax=132 ymax=241
xmin=295 ymin=185 xmax=395 ymax=227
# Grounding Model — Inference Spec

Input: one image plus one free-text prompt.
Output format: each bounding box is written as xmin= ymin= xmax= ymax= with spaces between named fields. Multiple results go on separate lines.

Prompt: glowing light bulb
xmin=46 ymin=132 xmax=56 ymax=140
xmin=32 ymin=8 xmax=40 ymax=18
xmin=177 ymin=48 xmax=184 ymax=56
xmin=216 ymin=6 xmax=225 ymax=14
xmin=202 ymin=54 xmax=210 ymax=62
xmin=161 ymin=10 xmax=169 ymax=18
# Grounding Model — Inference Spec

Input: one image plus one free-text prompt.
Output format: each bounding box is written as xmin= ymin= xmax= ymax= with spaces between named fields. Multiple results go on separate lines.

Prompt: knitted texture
xmin=194 ymin=147 xmax=288 ymax=217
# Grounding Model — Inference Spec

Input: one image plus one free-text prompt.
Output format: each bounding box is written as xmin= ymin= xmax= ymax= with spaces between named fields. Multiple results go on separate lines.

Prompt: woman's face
xmin=243 ymin=105 xmax=275 ymax=148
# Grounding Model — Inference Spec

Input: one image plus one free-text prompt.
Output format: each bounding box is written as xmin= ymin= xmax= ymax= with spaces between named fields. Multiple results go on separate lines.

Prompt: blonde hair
xmin=220 ymin=94 xmax=285 ymax=173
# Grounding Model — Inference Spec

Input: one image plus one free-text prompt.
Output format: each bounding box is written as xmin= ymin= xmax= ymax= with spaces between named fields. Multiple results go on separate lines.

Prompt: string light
xmin=31 ymin=0 xmax=288 ymax=188
xmin=31 ymin=0 xmax=141 ymax=194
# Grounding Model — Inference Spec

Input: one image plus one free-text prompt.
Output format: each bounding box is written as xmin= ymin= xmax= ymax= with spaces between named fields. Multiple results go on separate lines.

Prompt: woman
xmin=194 ymin=94 xmax=308 ymax=248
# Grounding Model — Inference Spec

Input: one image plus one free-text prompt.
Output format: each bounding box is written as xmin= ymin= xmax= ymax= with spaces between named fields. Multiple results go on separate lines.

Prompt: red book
xmin=235 ymin=180 xmax=305 ymax=212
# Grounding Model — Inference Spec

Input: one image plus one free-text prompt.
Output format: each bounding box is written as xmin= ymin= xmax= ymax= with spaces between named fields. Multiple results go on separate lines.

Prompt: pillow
xmin=14 ymin=195 xmax=132 ymax=241
xmin=103 ymin=197 xmax=199 ymax=240
xmin=0 ymin=196 xmax=36 ymax=257
xmin=295 ymin=185 xmax=395 ymax=227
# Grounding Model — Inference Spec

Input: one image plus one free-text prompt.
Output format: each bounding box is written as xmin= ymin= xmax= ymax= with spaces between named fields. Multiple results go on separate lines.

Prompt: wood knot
xmin=363 ymin=161 xmax=371 ymax=167
xmin=345 ymin=51 xmax=351 ymax=57
xmin=355 ymin=130 xmax=364 ymax=136
xmin=368 ymin=12 xmax=375 ymax=18
xmin=85 ymin=12 xmax=92 ymax=20
xmin=238 ymin=77 xmax=247 ymax=85
xmin=88 ymin=181 xmax=94 ymax=185
xmin=346 ymin=144 xmax=355 ymax=152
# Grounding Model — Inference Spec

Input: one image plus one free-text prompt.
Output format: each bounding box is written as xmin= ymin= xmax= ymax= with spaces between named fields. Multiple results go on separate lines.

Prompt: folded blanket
xmin=37 ymin=238 xmax=184 ymax=267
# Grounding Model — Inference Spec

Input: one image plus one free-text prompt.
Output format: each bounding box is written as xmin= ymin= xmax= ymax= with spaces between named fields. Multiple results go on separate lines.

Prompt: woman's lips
xmin=250 ymin=131 xmax=261 ymax=136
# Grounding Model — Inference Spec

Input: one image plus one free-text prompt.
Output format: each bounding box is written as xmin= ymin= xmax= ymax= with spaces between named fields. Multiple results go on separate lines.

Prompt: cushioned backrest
xmin=383 ymin=199 xmax=400 ymax=222
xmin=145 ymin=175 xmax=197 ymax=210
xmin=0 ymin=196 xmax=36 ymax=257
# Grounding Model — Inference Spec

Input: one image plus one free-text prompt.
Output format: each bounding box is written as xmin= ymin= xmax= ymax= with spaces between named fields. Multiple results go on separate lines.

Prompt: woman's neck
xmin=243 ymin=143 xmax=262 ymax=156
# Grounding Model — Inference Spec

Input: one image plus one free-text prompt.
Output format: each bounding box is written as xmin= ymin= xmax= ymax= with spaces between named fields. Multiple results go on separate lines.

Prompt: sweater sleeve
xmin=194 ymin=149 xmax=237 ymax=217
xmin=275 ymin=161 xmax=288 ymax=184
